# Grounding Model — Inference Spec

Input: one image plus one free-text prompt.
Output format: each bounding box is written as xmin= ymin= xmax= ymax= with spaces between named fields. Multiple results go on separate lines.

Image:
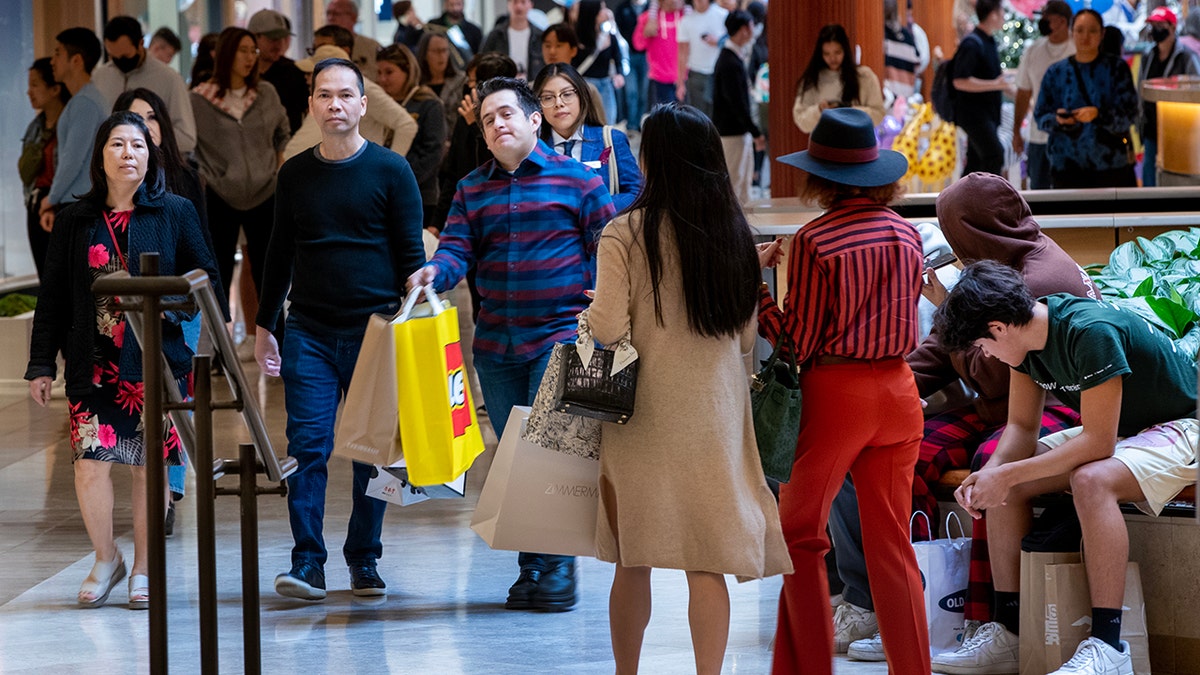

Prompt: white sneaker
xmin=1049 ymin=638 xmax=1133 ymax=675
xmin=847 ymin=632 xmax=885 ymax=661
xmin=931 ymin=621 xmax=1019 ymax=674
xmin=960 ymin=619 xmax=983 ymax=644
xmin=832 ymin=602 xmax=878 ymax=653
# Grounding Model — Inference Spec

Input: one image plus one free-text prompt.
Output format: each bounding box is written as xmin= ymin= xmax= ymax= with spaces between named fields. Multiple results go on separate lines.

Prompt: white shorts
xmin=1038 ymin=418 xmax=1198 ymax=516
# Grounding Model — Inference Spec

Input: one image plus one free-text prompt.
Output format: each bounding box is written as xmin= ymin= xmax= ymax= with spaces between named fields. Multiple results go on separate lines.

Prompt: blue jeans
xmin=623 ymin=52 xmax=648 ymax=130
xmin=280 ymin=316 xmax=387 ymax=568
xmin=1027 ymin=142 xmax=1052 ymax=190
xmin=1142 ymin=138 xmax=1157 ymax=187
xmin=648 ymin=79 xmax=677 ymax=111
xmin=474 ymin=347 xmax=573 ymax=573
xmin=586 ymin=76 xmax=619 ymax=126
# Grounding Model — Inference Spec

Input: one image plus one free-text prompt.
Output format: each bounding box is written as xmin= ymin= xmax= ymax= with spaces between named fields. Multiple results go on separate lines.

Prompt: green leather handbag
xmin=750 ymin=337 xmax=802 ymax=483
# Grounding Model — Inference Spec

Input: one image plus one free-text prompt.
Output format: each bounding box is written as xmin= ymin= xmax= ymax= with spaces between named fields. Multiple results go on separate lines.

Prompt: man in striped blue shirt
xmin=409 ymin=77 xmax=615 ymax=611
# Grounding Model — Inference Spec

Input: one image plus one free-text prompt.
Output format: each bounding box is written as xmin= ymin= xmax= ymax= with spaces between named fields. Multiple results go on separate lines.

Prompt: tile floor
xmin=0 ymin=359 xmax=890 ymax=674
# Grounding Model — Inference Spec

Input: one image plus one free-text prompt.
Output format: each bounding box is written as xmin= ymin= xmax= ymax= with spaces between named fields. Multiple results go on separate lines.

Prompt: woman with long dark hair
xmin=532 ymin=63 xmax=641 ymax=211
xmin=20 ymin=57 xmax=70 ymax=281
xmin=573 ymin=0 xmax=627 ymax=124
xmin=760 ymin=107 xmax=929 ymax=673
xmin=416 ymin=31 xmax=467 ymax=147
xmin=25 ymin=111 xmax=222 ymax=610
xmin=190 ymin=26 xmax=290 ymax=309
xmin=588 ymin=103 xmax=790 ymax=674
xmin=792 ymin=24 xmax=886 ymax=133
xmin=378 ymin=44 xmax=447 ymax=229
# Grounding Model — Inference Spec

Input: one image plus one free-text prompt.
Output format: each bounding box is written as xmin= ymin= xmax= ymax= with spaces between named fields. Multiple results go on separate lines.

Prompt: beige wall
xmin=33 ymin=0 xmax=99 ymax=58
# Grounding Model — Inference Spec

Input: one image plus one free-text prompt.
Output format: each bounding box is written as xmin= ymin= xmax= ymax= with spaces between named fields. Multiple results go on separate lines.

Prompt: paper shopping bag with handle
xmin=393 ymin=285 xmax=485 ymax=486
xmin=1019 ymin=550 xmax=1081 ymax=675
xmin=471 ymin=406 xmax=600 ymax=558
xmin=1043 ymin=561 xmax=1150 ymax=675
xmin=333 ymin=312 xmax=403 ymax=466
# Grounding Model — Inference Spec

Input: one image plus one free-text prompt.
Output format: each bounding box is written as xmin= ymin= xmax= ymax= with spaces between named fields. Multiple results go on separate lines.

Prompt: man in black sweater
xmin=255 ymin=57 xmax=426 ymax=602
xmin=712 ymin=10 xmax=764 ymax=203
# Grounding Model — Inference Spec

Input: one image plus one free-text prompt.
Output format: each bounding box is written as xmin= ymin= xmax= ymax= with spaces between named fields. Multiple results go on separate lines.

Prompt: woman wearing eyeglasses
xmin=190 ymin=26 xmax=290 ymax=309
xmin=532 ymin=62 xmax=641 ymax=212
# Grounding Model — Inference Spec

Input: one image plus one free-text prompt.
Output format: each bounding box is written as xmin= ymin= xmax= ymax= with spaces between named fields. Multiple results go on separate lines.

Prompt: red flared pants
xmin=772 ymin=359 xmax=931 ymax=674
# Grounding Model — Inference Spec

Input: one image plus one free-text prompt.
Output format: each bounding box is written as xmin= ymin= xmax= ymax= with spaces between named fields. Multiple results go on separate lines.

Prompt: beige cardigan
xmin=792 ymin=66 xmax=887 ymax=133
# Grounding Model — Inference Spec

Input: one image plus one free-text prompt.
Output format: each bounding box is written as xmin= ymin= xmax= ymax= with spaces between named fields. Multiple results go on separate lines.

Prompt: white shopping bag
xmin=364 ymin=460 xmax=466 ymax=507
xmin=470 ymin=406 xmax=600 ymax=557
xmin=912 ymin=512 xmax=972 ymax=655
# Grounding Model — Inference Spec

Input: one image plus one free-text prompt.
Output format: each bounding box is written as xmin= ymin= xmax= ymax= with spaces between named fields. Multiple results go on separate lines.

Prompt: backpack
xmin=930 ymin=58 xmax=957 ymax=123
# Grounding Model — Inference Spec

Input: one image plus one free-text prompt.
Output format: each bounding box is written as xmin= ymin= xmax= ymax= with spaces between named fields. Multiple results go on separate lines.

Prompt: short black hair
xmin=470 ymin=52 xmax=518 ymax=82
xmin=56 ymin=27 xmax=103 ymax=74
xmin=474 ymin=76 xmax=540 ymax=123
xmin=312 ymin=57 xmax=364 ymax=95
xmin=725 ymin=9 xmax=754 ymax=36
xmin=152 ymin=26 xmax=182 ymax=52
xmin=976 ymin=0 xmax=1003 ymax=22
xmin=103 ymin=16 xmax=143 ymax=45
xmin=314 ymin=24 xmax=355 ymax=51
xmin=933 ymin=260 xmax=1038 ymax=352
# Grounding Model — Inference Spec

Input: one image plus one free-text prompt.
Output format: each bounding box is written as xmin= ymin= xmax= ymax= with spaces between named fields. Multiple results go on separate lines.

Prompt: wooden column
xmin=768 ymin=2 xmax=884 ymax=198
xmin=913 ymin=0 xmax=960 ymax=101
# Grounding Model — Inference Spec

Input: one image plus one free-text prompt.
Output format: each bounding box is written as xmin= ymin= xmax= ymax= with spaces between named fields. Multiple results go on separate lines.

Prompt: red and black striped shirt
xmin=759 ymin=197 xmax=924 ymax=364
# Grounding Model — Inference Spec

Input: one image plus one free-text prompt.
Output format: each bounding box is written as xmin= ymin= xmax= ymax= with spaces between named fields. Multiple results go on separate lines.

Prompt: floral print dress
xmin=70 ymin=209 xmax=184 ymax=466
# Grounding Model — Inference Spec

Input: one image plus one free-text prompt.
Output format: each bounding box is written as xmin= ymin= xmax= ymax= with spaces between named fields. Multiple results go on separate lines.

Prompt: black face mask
xmin=1151 ymin=26 xmax=1172 ymax=43
xmin=112 ymin=54 xmax=140 ymax=73
xmin=1038 ymin=17 xmax=1052 ymax=36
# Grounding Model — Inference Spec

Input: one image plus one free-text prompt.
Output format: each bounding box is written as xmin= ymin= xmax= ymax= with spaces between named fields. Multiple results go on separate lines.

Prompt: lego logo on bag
xmin=445 ymin=342 xmax=471 ymax=437
xmin=938 ymin=590 xmax=966 ymax=613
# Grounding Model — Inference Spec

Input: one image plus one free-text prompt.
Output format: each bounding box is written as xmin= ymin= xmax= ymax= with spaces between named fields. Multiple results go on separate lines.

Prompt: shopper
xmin=418 ymin=32 xmax=469 ymax=145
xmin=532 ymin=62 xmax=641 ymax=211
xmin=324 ymin=0 xmax=383 ymax=81
xmin=675 ymin=0 xmax=728 ymax=117
xmin=427 ymin=0 xmax=485 ymax=56
xmin=633 ymin=0 xmax=684 ymax=110
xmin=148 ymin=27 xmax=182 ymax=64
xmin=377 ymin=44 xmax=447 ymax=228
xmin=1035 ymin=9 xmax=1139 ymax=189
xmin=408 ymin=77 xmax=615 ymax=611
xmin=590 ymin=102 xmax=790 ymax=675
xmin=574 ymin=0 xmax=627 ymax=124
xmin=191 ymin=27 xmax=291 ymax=302
xmin=25 ymin=111 xmax=221 ymax=610
xmin=711 ymin=10 xmax=763 ymax=204
xmin=951 ymin=0 xmax=1012 ymax=176
xmin=256 ymin=57 xmax=426 ymax=601
xmin=481 ymin=0 xmax=546 ymax=80
xmin=1012 ymin=0 xmax=1075 ymax=189
xmin=19 ymin=58 xmax=69 ymax=281
xmin=760 ymin=107 xmax=930 ymax=674
xmin=250 ymin=9 xmax=309 ymax=136
xmin=793 ymin=24 xmax=886 ymax=134
xmin=1137 ymin=6 xmax=1200 ymax=187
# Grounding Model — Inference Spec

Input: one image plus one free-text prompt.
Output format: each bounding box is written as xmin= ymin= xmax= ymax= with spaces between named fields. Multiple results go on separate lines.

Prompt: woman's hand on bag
xmin=407 ymin=266 xmax=437 ymax=293
xmin=1071 ymin=106 xmax=1099 ymax=124
xmin=757 ymin=238 xmax=784 ymax=269
xmin=28 ymin=376 xmax=52 ymax=406
xmin=255 ymin=326 xmax=282 ymax=378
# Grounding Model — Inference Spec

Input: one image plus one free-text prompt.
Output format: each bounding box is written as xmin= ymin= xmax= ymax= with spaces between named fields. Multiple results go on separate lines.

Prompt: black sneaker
xmin=504 ymin=568 xmax=542 ymax=610
xmin=164 ymin=501 xmax=176 ymax=538
xmin=531 ymin=560 xmax=576 ymax=612
xmin=348 ymin=562 xmax=387 ymax=597
xmin=274 ymin=562 xmax=326 ymax=601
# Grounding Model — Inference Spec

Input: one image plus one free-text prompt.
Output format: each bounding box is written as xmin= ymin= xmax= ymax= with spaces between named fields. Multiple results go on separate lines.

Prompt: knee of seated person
xmin=1068 ymin=461 xmax=1118 ymax=502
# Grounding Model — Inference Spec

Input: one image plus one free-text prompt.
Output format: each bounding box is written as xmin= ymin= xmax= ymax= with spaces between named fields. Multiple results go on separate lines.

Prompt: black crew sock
xmin=1090 ymin=607 xmax=1123 ymax=651
xmin=994 ymin=591 xmax=1021 ymax=635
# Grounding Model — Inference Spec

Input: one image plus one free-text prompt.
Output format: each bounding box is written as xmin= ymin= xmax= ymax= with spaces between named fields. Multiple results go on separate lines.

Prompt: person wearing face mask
xmin=1137 ymin=7 xmax=1200 ymax=187
xmin=1012 ymin=0 xmax=1074 ymax=190
xmin=92 ymin=16 xmax=197 ymax=155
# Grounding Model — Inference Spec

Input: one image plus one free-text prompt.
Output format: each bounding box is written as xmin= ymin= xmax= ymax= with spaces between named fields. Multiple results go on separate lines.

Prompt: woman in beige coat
xmin=589 ymin=103 xmax=791 ymax=675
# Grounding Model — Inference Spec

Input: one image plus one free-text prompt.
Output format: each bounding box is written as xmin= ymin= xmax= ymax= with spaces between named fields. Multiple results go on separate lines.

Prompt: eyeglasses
xmin=238 ymin=46 xmax=261 ymax=56
xmin=538 ymin=88 xmax=578 ymax=107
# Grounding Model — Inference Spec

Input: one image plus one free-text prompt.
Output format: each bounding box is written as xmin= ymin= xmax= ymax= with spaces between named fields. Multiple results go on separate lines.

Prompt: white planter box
xmin=0 ymin=311 xmax=34 ymax=393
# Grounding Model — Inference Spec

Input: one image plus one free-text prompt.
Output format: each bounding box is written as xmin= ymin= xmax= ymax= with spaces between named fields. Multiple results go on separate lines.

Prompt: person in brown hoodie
xmin=831 ymin=172 xmax=1101 ymax=660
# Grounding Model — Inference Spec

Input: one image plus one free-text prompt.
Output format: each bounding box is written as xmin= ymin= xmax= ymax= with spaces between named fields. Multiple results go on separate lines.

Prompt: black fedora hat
xmin=776 ymin=108 xmax=908 ymax=187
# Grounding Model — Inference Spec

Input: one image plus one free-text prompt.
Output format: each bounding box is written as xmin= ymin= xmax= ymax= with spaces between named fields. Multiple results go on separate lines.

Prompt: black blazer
xmin=25 ymin=187 xmax=226 ymax=396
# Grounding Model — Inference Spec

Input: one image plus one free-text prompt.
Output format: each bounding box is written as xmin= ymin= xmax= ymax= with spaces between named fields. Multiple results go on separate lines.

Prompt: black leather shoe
xmin=505 ymin=568 xmax=542 ymax=610
xmin=274 ymin=562 xmax=326 ymax=601
xmin=348 ymin=562 xmax=387 ymax=597
xmin=164 ymin=501 xmax=176 ymax=538
xmin=531 ymin=560 xmax=576 ymax=612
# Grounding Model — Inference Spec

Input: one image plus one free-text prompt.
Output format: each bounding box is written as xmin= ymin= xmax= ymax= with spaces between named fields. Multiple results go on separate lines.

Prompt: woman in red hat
xmin=758 ymin=107 xmax=930 ymax=674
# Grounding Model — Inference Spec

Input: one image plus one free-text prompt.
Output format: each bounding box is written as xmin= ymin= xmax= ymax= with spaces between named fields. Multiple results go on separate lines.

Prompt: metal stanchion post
xmin=239 ymin=443 xmax=262 ymax=675
xmin=192 ymin=355 xmax=218 ymax=674
xmin=139 ymin=253 xmax=168 ymax=674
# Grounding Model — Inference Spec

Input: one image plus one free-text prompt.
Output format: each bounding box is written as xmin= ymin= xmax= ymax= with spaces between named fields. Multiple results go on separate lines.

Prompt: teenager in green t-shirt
xmin=929 ymin=260 xmax=1197 ymax=675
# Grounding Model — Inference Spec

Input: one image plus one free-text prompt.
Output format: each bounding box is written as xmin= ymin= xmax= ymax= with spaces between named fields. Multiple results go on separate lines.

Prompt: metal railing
xmin=93 ymin=254 xmax=297 ymax=675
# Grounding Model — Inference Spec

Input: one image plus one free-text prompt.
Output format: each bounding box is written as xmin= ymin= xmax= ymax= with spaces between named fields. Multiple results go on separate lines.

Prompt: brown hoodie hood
xmin=909 ymin=173 xmax=1100 ymax=424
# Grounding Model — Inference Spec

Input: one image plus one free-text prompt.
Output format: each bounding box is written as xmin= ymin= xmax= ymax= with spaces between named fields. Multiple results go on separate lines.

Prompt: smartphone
xmin=924 ymin=250 xmax=958 ymax=270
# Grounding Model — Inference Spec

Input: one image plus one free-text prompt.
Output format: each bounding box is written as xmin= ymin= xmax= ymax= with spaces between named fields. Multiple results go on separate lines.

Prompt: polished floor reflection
xmin=0 ymin=360 xmax=888 ymax=674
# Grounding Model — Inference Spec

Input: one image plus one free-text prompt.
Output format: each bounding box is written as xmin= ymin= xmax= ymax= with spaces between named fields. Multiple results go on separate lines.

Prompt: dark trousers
xmin=958 ymin=117 xmax=1005 ymax=176
xmin=1051 ymin=164 xmax=1137 ymax=189
xmin=205 ymin=190 xmax=275 ymax=304
xmin=25 ymin=187 xmax=51 ymax=282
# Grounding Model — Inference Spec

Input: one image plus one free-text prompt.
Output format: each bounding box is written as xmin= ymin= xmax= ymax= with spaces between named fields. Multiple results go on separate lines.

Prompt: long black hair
xmin=532 ymin=62 xmax=604 ymax=142
xmin=797 ymin=24 xmax=860 ymax=107
xmin=626 ymin=104 xmax=759 ymax=338
xmin=210 ymin=27 xmax=259 ymax=97
xmin=79 ymin=111 xmax=165 ymax=205
xmin=112 ymin=88 xmax=188 ymax=196
xmin=575 ymin=0 xmax=604 ymax=53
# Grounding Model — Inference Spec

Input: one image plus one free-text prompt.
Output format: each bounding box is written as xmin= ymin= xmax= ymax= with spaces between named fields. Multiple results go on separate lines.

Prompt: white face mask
xmin=753 ymin=23 xmax=763 ymax=40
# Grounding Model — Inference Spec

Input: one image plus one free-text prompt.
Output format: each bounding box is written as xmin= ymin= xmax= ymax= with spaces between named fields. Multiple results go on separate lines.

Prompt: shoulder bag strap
xmin=602 ymin=125 xmax=619 ymax=195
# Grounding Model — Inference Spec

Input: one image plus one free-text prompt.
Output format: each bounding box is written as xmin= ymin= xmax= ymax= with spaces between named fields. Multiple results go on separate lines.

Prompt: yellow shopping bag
xmin=393 ymin=285 xmax=485 ymax=486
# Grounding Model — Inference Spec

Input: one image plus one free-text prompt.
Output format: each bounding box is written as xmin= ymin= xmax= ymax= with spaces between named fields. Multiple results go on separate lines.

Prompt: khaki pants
xmin=721 ymin=133 xmax=754 ymax=204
